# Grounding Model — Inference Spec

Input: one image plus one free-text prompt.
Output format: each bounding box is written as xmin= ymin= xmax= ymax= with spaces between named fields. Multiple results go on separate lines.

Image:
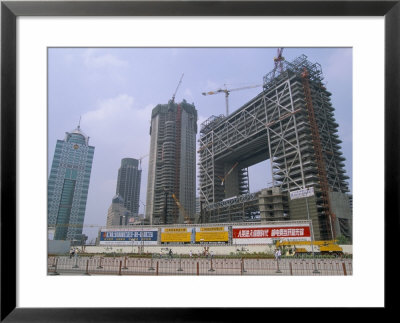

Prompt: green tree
xmin=336 ymin=234 xmax=351 ymax=245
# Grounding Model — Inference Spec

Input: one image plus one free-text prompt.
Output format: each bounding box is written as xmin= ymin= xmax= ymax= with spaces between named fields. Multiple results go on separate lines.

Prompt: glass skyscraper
xmin=48 ymin=124 xmax=95 ymax=243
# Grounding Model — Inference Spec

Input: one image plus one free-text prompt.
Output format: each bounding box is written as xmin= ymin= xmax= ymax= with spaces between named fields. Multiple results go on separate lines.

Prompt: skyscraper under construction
xmin=146 ymin=99 xmax=198 ymax=225
xmin=199 ymin=55 xmax=351 ymax=241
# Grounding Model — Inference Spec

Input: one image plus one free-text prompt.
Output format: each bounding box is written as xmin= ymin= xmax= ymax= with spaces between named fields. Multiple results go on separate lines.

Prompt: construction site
xmin=69 ymin=51 xmax=352 ymax=248
xmin=46 ymin=49 xmax=354 ymax=278
xmin=198 ymin=53 xmax=352 ymax=241
xmin=77 ymin=51 xmax=352 ymax=247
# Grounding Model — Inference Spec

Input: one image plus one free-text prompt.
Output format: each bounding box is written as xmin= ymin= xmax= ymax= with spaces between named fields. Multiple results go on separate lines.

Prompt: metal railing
xmin=48 ymin=256 xmax=352 ymax=276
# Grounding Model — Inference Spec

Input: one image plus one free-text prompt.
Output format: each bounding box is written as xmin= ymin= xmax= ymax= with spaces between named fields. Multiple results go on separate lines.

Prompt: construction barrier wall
xmin=97 ymin=220 xmax=311 ymax=246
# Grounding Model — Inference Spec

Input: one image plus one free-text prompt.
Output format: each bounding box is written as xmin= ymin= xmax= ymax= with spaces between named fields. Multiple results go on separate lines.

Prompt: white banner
xmin=290 ymin=187 xmax=314 ymax=200
xmin=99 ymin=229 xmax=158 ymax=245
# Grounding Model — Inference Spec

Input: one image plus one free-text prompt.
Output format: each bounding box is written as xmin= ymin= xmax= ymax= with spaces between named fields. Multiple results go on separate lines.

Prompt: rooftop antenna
xmin=78 ymin=116 xmax=82 ymax=130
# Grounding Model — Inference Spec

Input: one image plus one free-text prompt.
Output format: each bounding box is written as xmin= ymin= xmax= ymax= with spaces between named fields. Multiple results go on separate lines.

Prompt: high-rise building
xmin=48 ymin=124 xmax=95 ymax=243
xmin=116 ymin=158 xmax=142 ymax=216
xmin=146 ymin=99 xmax=198 ymax=225
xmin=106 ymin=194 xmax=131 ymax=227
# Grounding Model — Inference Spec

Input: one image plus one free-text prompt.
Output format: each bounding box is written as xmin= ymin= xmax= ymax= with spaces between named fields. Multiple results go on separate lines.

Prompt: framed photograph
xmin=1 ymin=0 xmax=398 ymax=321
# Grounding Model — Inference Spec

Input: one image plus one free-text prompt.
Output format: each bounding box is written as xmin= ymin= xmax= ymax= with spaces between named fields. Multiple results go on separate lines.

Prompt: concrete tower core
xmin=146 ymin=99 xmax=198 ymax=225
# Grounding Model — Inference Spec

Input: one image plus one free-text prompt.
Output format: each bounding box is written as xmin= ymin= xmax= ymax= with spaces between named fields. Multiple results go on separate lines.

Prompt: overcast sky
xmin=48 ymin=47 xmax=352 ymax=242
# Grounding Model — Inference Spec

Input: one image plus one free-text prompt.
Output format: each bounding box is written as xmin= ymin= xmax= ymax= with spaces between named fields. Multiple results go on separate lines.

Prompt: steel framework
xmin=202 ymin=192 xmax=260 ymax=223
xmin=198 ymin=55 xmax=349 ymax=239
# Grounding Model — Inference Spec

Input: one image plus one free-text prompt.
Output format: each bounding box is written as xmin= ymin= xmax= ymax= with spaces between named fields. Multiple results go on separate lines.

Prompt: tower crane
xmin=162 ymin=188 xmax=192 ymax=224
xmin=273 ymin=47 xmax=285 ymax=78
xmin=171 ymin=193 xmax=192 ymax=224
xmin=171 ymin=73 xmax=184 ymax=103
xmin=218 ymin=162 xmax=239 ymax=186
xmin=202 ymin=83 xmax=262 ymax=116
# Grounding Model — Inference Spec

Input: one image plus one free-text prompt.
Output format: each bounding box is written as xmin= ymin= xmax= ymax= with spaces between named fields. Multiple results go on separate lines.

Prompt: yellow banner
xmin=196 ymin=231 xmax=228 ymax=242
xmin=161 ymin=232 xmax=191 ymax=242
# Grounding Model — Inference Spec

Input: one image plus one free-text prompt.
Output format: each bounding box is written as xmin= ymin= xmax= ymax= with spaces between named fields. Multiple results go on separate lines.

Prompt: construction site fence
xmin=48 ymin=256 xmax=352 ymax=276
xmin=48 ymin=252 xmax=353 ymax=260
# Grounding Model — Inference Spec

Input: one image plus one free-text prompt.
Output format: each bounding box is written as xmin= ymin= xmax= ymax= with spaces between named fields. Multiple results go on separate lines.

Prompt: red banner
xmin=232 ymin=226 xmax=310 ymax=239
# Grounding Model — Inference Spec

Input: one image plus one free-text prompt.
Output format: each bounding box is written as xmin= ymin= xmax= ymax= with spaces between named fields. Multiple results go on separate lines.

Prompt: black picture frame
xmin=1 ymin=0 xmax=398 ymax=321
